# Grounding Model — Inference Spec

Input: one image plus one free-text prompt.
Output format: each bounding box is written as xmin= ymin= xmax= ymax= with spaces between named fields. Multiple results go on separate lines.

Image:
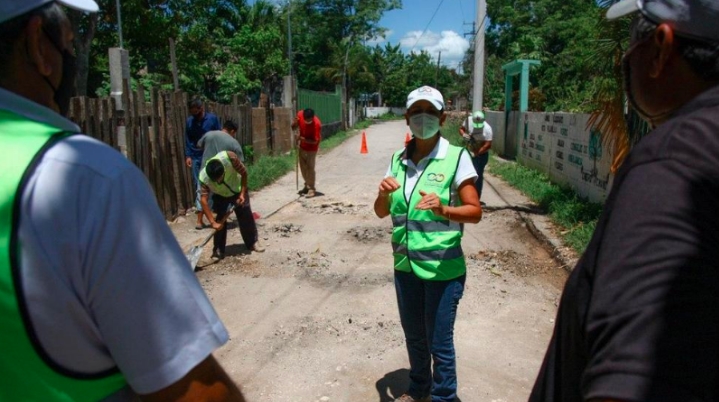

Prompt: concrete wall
xmin=364 ymin=107 xmax=406 ymax=118
xmin=516 ymin=112 xmax=614 ymax=203
xmin=485 ymin=111 xmax=506 ymax=156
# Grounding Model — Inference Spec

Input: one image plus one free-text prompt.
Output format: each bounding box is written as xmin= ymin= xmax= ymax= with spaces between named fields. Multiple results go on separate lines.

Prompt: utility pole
xmin=463 ymin=21 xmax=476 ymax=39
xmin=342 ymin=36 xmax=352 ymax=130
xmin=472 ymin=0 xmax=486 ymax=111
xmin=286 ymin=0 xmax=296 ymax=115
xmin=287 ymin=0 xmax=293 ymax=79
xmin=435 ymin=51 xmax=442 ymax=87
xmin=115 ymin=0 xmax=123 ymax=48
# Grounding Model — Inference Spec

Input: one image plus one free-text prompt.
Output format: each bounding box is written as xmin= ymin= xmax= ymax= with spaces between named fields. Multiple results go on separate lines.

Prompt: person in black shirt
xmin=530 ymin=1 xmax=719 ymax=401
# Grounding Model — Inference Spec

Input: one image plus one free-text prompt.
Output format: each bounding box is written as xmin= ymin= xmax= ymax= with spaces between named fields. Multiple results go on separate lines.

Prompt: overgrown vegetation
xmin=246 ymin=153 xmax=295 ymax=191
xmin=440 ymin=114 xmax=465 ymax=147
xmin=374 ymin=112 xmax=405 ymax=121
xmin=488 ymin=157 xmax=602 ymax=253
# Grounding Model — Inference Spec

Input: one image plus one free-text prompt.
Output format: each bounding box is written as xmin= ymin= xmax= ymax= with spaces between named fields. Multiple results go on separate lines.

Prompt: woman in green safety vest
xmin=373 ymin=85 xmax=482 ymax=402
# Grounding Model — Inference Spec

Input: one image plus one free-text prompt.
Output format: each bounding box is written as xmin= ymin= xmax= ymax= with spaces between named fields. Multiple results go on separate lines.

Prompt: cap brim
xmin=406 ymin=96 xmax=443 ymax=111
xmin=606 ymin=0 xmax=639 ymax=20
xmin=473 ymin=123 xmax=484 ymax=129
xmin=58 ymin=0 xmax=99 ymax=13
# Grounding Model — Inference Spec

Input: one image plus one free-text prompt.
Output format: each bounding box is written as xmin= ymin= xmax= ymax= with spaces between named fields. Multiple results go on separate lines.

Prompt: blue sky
xmin=372 ymin=0 xmax=476 ymax=70
xmin=256 ymin=0 xmax=478 ymax=70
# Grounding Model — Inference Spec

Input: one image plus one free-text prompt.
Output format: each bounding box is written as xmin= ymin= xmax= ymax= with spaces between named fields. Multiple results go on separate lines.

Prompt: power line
xmin=409 ymin=0 xmax=446 ymax=53
xmin=473 ymin=14 xmax=488 ymax=42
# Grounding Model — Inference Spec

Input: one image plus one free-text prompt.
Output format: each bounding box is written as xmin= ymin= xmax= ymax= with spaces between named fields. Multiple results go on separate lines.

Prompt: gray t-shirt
xmin=199 ymin=130 xmax=244 ymax=167
xmin=2 ymin=88 xmax=229 ymax=399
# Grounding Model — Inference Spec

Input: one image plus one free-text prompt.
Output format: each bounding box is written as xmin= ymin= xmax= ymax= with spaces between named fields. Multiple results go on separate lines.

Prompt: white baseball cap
xmin=606 ymin=0 xmax=719 ymax=42
xmin=406 ymin=86 xmax=445 ymax=111
xmin=1 ymin=0 xmax=99 ymax=24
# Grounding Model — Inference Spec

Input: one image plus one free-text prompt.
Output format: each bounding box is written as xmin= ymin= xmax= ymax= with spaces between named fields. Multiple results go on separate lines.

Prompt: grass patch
xmin=354 ymin=119 xmax=373 ymax=130
xmin=376 ymin=112 xmax=405 ymax=121
xmin=321 ymin=126 xmax=363 ymax=152
xmin=488 ymin=156 xmax=602 ymax=253
xmin=440 ymin=114 xmax=465 ymax=147
xmin=246 ymin=153 xmax=295 ymax=191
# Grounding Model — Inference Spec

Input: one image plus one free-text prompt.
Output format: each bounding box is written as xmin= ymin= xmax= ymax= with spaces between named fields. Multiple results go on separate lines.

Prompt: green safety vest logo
xmin=424 ymin=172 xmax=446 ymax=188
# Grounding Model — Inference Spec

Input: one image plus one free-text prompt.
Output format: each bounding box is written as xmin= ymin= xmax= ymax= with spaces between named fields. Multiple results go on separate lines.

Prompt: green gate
xmin=297 ymin=85 xmax=342 ymax=124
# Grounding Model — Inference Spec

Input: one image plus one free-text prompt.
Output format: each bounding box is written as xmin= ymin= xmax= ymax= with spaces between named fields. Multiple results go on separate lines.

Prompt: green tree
xmin=588 ymin=0 xmax=649 ymax=172
xmin=288 ymin=0 xmax=400 ymax=91
xmin=216 ymin=24 xmax=289 ymax=102
xmin=486 ymin=0 xmax=603 ymax=112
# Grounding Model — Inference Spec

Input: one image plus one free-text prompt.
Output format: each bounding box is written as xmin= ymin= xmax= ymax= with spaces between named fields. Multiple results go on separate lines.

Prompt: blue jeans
xmin=394 ymin=270 xmax=466 ymax=402
xmin=471 ymin=152 xmax=489 ymax=199
xmin=190 ymin=156 xmax=203 ymax=211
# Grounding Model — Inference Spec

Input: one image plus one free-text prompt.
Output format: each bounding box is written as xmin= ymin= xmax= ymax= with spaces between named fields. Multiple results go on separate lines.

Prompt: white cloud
xmin=398 ymin=30 xmax=470 ymax=68
xmin=365 ymin=30 xmax=394 ymax=45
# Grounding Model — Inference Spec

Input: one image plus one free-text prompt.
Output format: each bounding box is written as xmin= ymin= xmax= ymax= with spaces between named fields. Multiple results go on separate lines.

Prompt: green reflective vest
xmin=389 ymin=144 xmax=467 ymax=281
xmin=0 ymin=109 xmax=127 ymax=401
xmin=199 ymin=151 xmax=243 ymax=198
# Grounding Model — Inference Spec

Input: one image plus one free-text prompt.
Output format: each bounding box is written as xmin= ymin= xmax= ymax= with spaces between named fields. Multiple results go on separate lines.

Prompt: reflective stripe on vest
xmin=388 ymin=144 xmax=467 ymax=281
xmin=0 ymin=110 xmax=127 ymax=401
xmin=391 ymin=215 xmax=461 ymax=232
xmin=199 ymin=151 xmax=243 ymax=198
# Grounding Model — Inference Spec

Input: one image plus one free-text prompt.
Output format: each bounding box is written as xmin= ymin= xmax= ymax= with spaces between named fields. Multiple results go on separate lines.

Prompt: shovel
xmin=186 ymin=205 xmax=235 ymax=270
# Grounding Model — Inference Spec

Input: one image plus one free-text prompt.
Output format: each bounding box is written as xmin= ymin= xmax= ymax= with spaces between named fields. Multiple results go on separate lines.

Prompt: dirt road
xmin=171 ymin=120 xmax=571 ymax=402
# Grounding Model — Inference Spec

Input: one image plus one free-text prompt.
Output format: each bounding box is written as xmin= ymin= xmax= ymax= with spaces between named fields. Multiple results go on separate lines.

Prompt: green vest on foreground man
xmin=0 ymin=0 xmax=245 ymax=399
xmin=0 ymin=111 xmax=126 ymax=401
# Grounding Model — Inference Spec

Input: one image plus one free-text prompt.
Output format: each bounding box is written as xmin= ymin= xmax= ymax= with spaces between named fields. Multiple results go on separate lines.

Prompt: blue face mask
xmin=409 ymin=113 xmax=440 ymax=139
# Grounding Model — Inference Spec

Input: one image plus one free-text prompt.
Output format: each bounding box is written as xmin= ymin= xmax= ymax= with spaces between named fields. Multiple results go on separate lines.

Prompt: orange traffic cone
xmin=360 ymin=131 xmax=368 ymax=154
xmin=404 ymin=132 xmax=411 ymax=147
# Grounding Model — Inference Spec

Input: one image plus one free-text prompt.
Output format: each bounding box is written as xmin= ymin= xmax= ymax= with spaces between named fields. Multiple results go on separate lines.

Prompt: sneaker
xmin=394 ymin=394 xmax=430 ymax=402
xmin=250 ymin=241 xmax=265 ymax=253
xmin=211 ymin=248 xmax=225 ymax=260
xmin=306 ymin=189 xmax=316 ymax=198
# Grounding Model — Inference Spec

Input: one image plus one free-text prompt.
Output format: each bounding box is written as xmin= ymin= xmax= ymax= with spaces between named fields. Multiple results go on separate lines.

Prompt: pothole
xmin=287 ymin=250 xmax=392 ymax=288
xmin=346 ymin=226 xmax=391 ymax=243
xmin=301 ymin=200 xmax=366 ymax=215
xmin=271 ymin=223 xmax=304 ymax=237
xmin=270 ymin=314 xmax=403 ymax=353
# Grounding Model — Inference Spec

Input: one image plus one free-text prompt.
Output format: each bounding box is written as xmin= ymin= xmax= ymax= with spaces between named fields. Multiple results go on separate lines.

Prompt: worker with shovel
xmin=199 ymin=150 xmax=264 ymax=259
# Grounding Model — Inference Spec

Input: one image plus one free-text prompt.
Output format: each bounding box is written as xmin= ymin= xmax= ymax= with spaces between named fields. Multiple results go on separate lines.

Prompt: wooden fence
xmin=67 ymin=85 xmax=293 ymax=220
